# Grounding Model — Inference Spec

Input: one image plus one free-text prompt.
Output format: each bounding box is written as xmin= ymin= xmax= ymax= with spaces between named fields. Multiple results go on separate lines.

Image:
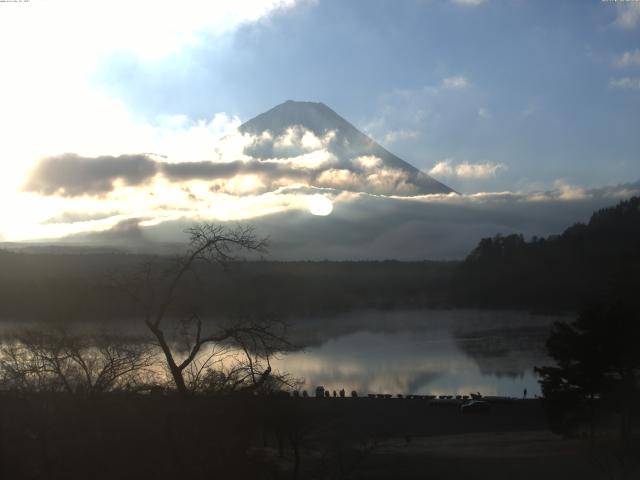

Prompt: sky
xmin=0 ymin=0 xmax=639 ymax=256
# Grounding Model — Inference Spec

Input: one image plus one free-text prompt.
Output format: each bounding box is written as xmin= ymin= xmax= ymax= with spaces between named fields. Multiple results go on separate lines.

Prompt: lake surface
xmin=274 ymin=309 xmax=565 ymax=398
xmin=0 ymin=308 xmax=568 ymax=398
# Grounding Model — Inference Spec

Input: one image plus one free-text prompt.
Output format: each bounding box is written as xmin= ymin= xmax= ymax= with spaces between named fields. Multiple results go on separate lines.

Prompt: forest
xmin=0 ymin=252 xmax=455 ymax=325
xmin=452 ymin=196 xmax=640 ymax=310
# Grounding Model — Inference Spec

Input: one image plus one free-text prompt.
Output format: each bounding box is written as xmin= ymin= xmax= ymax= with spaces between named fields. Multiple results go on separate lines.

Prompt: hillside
xmin=452 ymin=196 xmax=640 ymax=309
xmin=0 ymin=252 xmax=455 ymax=324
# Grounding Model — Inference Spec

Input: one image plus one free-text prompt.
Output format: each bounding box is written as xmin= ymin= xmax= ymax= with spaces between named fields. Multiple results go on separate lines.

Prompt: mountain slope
xmin=452 ymin=196 xmax=640 ymax=308
xmin=239 ymin=100 xmax=454 ymax=195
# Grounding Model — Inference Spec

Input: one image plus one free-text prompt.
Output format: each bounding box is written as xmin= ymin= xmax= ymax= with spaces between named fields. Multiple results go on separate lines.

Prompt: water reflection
xmin=0 ymin=309 xmax=566 ymax=397
xmin=274 ymin=309 xmax=563 ymax=397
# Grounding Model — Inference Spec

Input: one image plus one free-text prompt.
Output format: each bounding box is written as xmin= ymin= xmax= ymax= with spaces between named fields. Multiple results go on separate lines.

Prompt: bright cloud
xmin=552 ymin=181 xmax=589 ymax=201
xmin=16 ymin=117 xmax=443 ymax=242
xmin=613 ymin=49 xmax=640 ymax=68
xmin=353 ymin=156 xmax=383 ymax=170
xmin=0 ymin=0 xmax=304 ymax=240
xmin=456 ymin=162 xmax=506 ymax=179
xmin=609 ymin=77 xmax=640 ymax=90
xmin=429 ymin=159 xmax=506 ymax=179
xmin=613 ymin=3 xmax=640 ymax=30
xmin=478 ymin=108 xmax=491 ymax=119
xmin=47 ymin=181 xmax=640 ymax=260
xmin=429 ymin=160 xmax=456 ymax=177
xmin=0 ymin=0 xmax=288 ymax=179
xmin=441 ymin=76 xmax=470 ymax=90
xmin=450 ymin=0 xmax=486 ymax=6
xmin=244 ymin=126 xmax=337 ymax=159
xmin=363 ymin=117 xmax=421 ymax=147
xmin=381 ymin=130 xmax=420 ymax=144
xmin=0 ymin=0 xmax=301 ymax=63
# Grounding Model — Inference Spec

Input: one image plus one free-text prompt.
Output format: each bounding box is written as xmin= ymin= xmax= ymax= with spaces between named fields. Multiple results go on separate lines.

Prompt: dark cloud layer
xmin=61 ymin=183 xmax=640 ymax=260
xmin=42 ymin=210 xmax=123 ymax=224
xmin=24 ymin=153 xmax=315 ymax=197
xmin=23 ymin=152 xmax=424 ymax=197
xmin=226 ymin=187 xmax=640 ymax=260
xmin=22 ymin=102 xmax=454 ymax=198
xmin=24 ymin=154 xmax=157 ymax=196
xmin=160 ymin=159 xmax=308 ymax=182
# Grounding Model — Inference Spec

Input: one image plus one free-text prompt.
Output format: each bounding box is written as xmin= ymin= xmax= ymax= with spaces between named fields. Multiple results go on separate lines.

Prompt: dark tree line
xmin=0 ymin=251 xmax=455 ymax=325
xmin=536 ymin=300 xmax=640 ymax=444
xmin=452 ymin=196 xmax=640 ymax=310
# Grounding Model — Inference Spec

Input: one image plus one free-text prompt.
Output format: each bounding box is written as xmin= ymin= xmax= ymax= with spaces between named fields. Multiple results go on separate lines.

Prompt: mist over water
xmin=275 ymin=309 xmax=564 ymax=397
xmin=0 ymin=308 xmax=566 ymax=398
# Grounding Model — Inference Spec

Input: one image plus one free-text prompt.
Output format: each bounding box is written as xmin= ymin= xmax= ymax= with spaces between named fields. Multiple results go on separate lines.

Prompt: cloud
xmin=352 ymin=155 xmax=382 ymax=170
xmin=380 ymin=129 xmax=419 ymax=145
xmin=613 ymin=3 xmax=640 ymax=30
xmin=440 ymin=76 xmax=469 ymax=90
xmin=163 ymin=158 xmax=315 ymax=195
xmin=456 ymin=162 xmax=506 ymax=179
xmin=314 ymin=160 xmax=420 ymax=196
xmin=556 ymin=185 xmax=588 ymax=201
xmin=243 ymin=126 xmax=337 ymax=160
xmin=450 ymin=0 xmax=486 ymax=6
xmin=0 ymin=84 xmax=242 ymax=201
xmin=150 ymin=113 xmax=243 ymax=161
xmin=362 ymin=116 xmax=421 ymax=147
xmin=609 ymin=77 xmax=640 ymax=90
xmin=365 ymin=169 xmax=418 ymax=195
xmin=0 ymin=1 xmax=303 ymax=63
xmin=58 ymin=181 xmax=640 ymax=261
xmin=22 ymin=132 xmax=435 ymax=199
xmin=541 ymin=181 xmax=589 ymax=201
xmin=42 ymin=211 xmax=124 ymax=225
xmin=428 ymin=160 xmax=456 ymax=177
xmin=160 ymin=159 xmax=303 ymax=182
xmin=613 ymin=49 xmax=640 ymax=67
xmin=64 ymin=218 xmax=152 ymax=248
xmin=24 ymin=154 xmax=158 ymax=197
xmin=0 ymin=0 xmax=291 ymax=204
xmin=429 ymin=159 xmax=506 ymax=179
xmin=23 ymin=154 xmax=312 ymax=198
xmin=478 ymin=108 xmax=491 ymax=119
xmin=316 ymin=169 xmax=363 ymax=191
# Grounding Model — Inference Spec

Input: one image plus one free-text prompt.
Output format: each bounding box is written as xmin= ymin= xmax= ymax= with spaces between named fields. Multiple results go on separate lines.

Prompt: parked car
xmin=460 ymin=400 xmax=491 ymax=414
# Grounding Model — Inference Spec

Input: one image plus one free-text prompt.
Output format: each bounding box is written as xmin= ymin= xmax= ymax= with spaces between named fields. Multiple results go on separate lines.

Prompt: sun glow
xmin=308 ymin=195 xmax=334 ymax=216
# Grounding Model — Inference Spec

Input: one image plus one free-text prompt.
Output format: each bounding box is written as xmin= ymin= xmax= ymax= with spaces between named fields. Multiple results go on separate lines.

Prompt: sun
xmin=308 ymin=194 xmax=334 ymax=216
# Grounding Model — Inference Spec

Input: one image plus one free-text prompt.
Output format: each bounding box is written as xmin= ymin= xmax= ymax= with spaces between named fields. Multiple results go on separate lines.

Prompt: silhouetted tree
xmin=115 ymin=223 xmax=292 ymax=396
xmin=536 ymin=300 xmax=640 ymax=443
xmin=0 ymin=328 xmax=155 ymax=394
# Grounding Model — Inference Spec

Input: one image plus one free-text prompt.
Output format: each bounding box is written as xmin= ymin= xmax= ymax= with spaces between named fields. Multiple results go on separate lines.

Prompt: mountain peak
xmin=284 ymin=99 xmax=323 ymax=105
xmin=240 ymin=100 xmax=346 ymax=138
xmin=238 ymin=100 xmax=454 ymax=196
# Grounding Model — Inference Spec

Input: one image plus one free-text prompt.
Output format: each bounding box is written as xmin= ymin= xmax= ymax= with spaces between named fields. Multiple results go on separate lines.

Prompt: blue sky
xmin=95 ymin=0 xmax=640 ymax=192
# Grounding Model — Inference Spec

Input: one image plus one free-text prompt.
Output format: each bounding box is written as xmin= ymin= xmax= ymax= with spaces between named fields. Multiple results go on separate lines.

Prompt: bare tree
xmin=115 ymin=223 xmax=292 ymax=396
xmin=0 ymin=328 xmax=155 ymax=394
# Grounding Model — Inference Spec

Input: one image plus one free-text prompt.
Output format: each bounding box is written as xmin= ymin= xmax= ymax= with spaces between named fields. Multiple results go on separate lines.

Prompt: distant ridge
xmin=239 ymin=100 xmax=454 ymax=195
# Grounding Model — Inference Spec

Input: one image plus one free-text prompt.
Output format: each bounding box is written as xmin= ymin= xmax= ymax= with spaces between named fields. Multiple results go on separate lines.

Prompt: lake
xmin=0 ymin=308 xmax=567 ymax=398
xmin=274 ymin=309 xmax=566 ymax=398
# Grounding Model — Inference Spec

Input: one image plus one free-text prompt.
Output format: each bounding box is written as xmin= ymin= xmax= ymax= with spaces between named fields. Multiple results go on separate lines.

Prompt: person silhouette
xmin=523 ymin=388 xmax=527 ymax=399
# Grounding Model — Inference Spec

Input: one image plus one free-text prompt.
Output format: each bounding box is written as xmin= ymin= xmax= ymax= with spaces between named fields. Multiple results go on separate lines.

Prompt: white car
xmin=460 ymin=400 xmax=491 ymax=414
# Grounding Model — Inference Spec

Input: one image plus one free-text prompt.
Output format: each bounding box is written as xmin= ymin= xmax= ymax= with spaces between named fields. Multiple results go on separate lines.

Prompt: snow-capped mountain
xmin=237 ymin=100 xmax=453 ymax=196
